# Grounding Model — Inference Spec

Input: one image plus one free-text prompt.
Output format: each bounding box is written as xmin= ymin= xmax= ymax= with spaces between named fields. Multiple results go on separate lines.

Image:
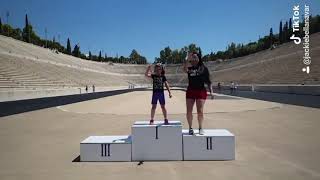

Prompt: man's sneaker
xmin=199 ymin=128 xmax=205 ymax=135
xmin=164 ymin=119 xmax=169 ymax=125
xmin=189 ymin=128 xmax=194 ymax=135
xmin=149 ymin=120 xmax=154 ymax=125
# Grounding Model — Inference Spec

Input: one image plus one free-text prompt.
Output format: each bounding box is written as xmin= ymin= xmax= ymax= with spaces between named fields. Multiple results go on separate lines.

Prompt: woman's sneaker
xmin=199 ymin=128 xmax=205 ymax=135
xmin=189 ymin=128 xmax=194 ymax=135
xmin=149 ymin=120 xmax=154 ymax=125
xmin=164 ymin=119 xmax=169 ymax=125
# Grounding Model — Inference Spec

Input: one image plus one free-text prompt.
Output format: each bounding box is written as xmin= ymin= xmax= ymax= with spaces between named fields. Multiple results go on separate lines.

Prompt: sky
xmin=0 ymin=0 xmax=320 ymax=62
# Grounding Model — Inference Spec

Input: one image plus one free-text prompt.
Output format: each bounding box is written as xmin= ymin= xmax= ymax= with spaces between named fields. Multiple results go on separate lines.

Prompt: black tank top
xmin=187 ymin=65 xmax=211 ymax=90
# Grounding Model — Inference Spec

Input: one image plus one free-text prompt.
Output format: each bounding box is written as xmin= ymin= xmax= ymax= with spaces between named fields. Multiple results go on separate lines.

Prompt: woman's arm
xmin=183 ymin=53 xmax=192 ymax=73
xmin=183 ymin=61 xmax=188 ymax=73
xmin=145 ymin=65 xmax=152 ymax=78
xmin=204 ymin=67 xmax=214 ymax=99
xmin=208 ymin=83 xmax=213 ymax=94
xmin=207 ymin=83 xmax=214 ymax=99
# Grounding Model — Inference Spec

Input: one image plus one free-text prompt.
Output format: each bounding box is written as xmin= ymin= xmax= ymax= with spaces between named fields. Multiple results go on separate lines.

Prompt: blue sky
xmin=1 ymin=0 xmax=319 ymax=62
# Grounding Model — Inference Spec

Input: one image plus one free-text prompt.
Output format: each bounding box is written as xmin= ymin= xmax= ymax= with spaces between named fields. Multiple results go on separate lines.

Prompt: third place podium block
xmin=182 ymin=129 xmax=235 ymax=160
xmin=132 ymin=121 xmax=183 ymax=161
xmin=80 ymin=135 xmax=132 ymax=162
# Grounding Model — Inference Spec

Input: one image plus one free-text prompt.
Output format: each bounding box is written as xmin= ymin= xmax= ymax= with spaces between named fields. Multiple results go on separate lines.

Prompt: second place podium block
xmin=132 ymin=121 xmax=183 ymax=161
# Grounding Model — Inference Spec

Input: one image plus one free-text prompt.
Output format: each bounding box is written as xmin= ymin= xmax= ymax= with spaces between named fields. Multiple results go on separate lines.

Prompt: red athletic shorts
xmin=186 ymin=88 xmax=207 ymax=99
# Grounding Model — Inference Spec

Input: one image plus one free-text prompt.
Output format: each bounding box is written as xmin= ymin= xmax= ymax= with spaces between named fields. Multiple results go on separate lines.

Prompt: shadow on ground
xmin=217 ymin=89 xmax=320 ymax=108
xmin=72 ymin=155 xmax=81 ymax=162
xmin=0 ymin=88 xmax=146 ymax=117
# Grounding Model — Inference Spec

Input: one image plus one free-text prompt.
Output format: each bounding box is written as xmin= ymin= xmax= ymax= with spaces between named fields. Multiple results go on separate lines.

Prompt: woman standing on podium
xmin=183 ymin=52 xmax=213 ymax=135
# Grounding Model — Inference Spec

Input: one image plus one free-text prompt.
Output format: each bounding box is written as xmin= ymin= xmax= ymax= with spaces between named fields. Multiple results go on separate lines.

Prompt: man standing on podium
xmin=183 ymin=52 xmax=214 ymax=135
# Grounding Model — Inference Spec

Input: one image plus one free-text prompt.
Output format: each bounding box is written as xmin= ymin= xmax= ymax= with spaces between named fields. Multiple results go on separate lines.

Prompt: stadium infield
xmin=0 ymin=89 xmax=319 ymax=180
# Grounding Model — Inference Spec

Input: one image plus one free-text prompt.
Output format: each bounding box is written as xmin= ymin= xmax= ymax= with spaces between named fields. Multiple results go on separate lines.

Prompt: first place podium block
xmin=183 ymin=129 xmax=235 ymax=160
xmin=80 ymin=135 xmax=132 ymax=162
xmin=132 ymin=121 xmax=183 ymax=161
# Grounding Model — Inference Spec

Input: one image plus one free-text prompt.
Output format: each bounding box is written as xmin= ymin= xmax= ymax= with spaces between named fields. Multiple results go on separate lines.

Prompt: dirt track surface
xmin=0 ymin=90 xmax=319 ymax=180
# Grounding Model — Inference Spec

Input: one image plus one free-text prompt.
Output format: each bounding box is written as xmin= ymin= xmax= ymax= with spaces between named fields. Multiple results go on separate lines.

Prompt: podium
xmin=131 ymin=121 xmax=183 ymax=161
xmin=80 ymin=135 xmax=132 ymax=162
xmin=182 ymin=129 xmax=235 ymax=160
xmin=79 ymin=121 xmax=235 ymax=162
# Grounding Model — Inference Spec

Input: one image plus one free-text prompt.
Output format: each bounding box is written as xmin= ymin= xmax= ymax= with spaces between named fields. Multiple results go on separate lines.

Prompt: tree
xmin=315 ymin=15 xmax=320 ymax=32
xmin=88 ymin=51 xmax=92 ymax=60
xmin=0 ymin=17 xmax=2 ymax=34
xmin=1 ymin=24 xmax=11 ymax=37
xmin=98 ymin=51 xmax=102 ymax=61
xmin=283 ymin=21 xmax=288 ymax=42
xmin=113 ymin=56 xmax=119 ymax=63
xmin=163 ymin=46 xmax=172 ymax=64
xmin=226 ymin=42 xmax=236 ymax=59
xmin=11 ymin=28 xmax=22 ymax=40
xmin=139 ymin=56 xmax=147 ymax=64
xmin=119 ymin=56 xmax=125 ymax=63
xmin=188 ymin=44 xmax=198 ymax=53
xmin=216 ymin=51 xmax=225 ymax=59
xmin=72 ymin=44 xmax=80 ymax=57
xmin=128 ymin=49 xmax=147 ymax=64
xmin=199 ymin=47 xmax=202 ymax=58
xmin=159 ymin=50 xmax=166 ymax=64
xmin=22 ymin=14 xmax=31 ymax=43
xmin=279 ymin=21 xmax=283 ymax=44
xmin=66 ymin=38 xmax=71 ymax=55
xmin=21 ymin=14 xmax=42 ymax=45
xmin=179 ymin=48 xmax=188 ymax=63
xmin=269 ymin=28 xmax=274 ymax=47
xmin=129 ymin=49 xmax=140 ymax=63
xmin=162 ymin=16 xmax=320 ymax=64
xmin=156 ymin=44 xmax=202 ymax=64
xmin=171 ymin=50 xmax=180 ymax=64
xmin=309 ymin=15 xmax=320 ymax=34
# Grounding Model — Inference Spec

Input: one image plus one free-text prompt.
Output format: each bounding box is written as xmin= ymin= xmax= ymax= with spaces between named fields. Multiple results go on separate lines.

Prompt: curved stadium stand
xmin=0 ymin=33 xmax=319 ymax=101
